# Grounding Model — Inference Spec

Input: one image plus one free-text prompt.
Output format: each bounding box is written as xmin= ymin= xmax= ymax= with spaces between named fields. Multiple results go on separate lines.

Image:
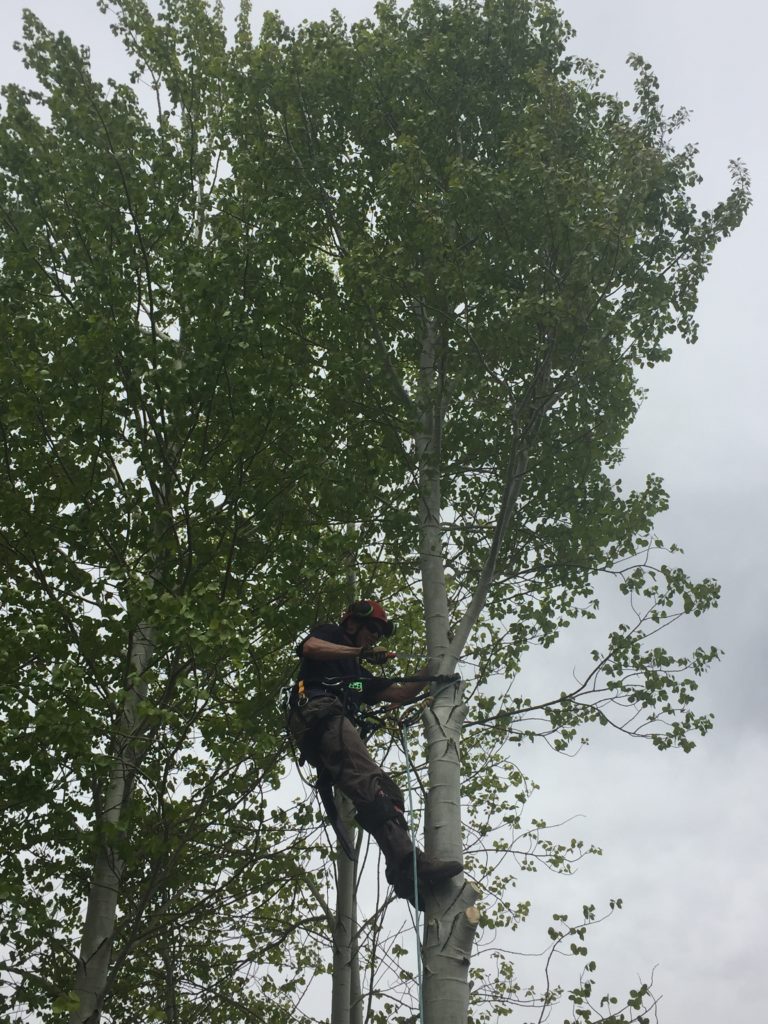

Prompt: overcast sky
xmin=2 ymin=1 xmax=766 ymax=1021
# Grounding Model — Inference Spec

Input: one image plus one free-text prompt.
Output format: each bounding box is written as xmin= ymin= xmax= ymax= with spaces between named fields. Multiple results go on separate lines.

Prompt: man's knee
xmin=355 ymin=790 xmax=408 ymax=834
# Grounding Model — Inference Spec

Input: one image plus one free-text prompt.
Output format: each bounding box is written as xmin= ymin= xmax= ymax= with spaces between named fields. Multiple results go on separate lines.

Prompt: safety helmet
xmin=341 ymin=599 xmax=395 ymax=638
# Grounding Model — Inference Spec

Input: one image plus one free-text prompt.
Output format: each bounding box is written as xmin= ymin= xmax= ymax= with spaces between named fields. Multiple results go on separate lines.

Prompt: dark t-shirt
xmin=296 ymin=623 xmax=391 ymax=712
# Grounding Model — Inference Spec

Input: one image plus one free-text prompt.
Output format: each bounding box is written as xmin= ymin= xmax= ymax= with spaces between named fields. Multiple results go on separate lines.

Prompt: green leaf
xmin=52 ymin=992 xmax=80 ymax=1014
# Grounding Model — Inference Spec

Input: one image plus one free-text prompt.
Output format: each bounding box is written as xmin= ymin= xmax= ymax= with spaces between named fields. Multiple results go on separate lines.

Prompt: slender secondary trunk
xmin=331 ymin=791 xmax=359 ymax=1024
xmin=70 ymin=478 xmax=175 ymax=1021
xmin=162 ymin=924 xmax=180 ymax=1024
xmin=350 ymin=920 xmax=363 ymax=1024
xmin=69 ymin=622 xmax=154 ymax=1024
xmin=331 ymin=554 xmax=363 ymax=1024
xmin=416 ymin=314 xmax=479 ymax=1024
xmin=68 ymin=152 xmax=205 ymax=1020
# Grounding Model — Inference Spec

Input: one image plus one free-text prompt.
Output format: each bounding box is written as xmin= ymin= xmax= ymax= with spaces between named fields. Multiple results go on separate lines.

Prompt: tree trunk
xmin=331 ymin=791 xmax=359 ymax=1024
xmin=69 ymin=622 xmax=154 ymax=1024
xmin=331 ymin=553 xmax=363 ymax=1024
xmin=416 ymin=314 xmax=451 ymax=666
xmin=416 ymin=314 xmax=480 ymax=1022
xmin=422 ymin=682 xmax=480 ymax=1024
xmin=351 ymin=921 xmax=363 ymax=1024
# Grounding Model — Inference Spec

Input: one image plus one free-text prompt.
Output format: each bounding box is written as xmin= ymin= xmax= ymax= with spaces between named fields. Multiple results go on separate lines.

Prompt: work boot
xmin=415 ymin=852 xmax=463 ymax=884
xmin=357 ymin=792 xmax=462 ymax=908
xmin=387 ymin=851 xmax=463 ymax=910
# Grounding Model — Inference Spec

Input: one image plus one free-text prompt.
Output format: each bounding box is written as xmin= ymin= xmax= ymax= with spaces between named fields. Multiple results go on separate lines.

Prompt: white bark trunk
xmin=416 ymin=314 xmax=451 ymax=667
xmin=67 ymin=156 xmax=201 ymax=1019
xmin=415 ymin=313 xmax=479 ymax=1023
xmin=422 ymin=688 xmax=480 ymax=1024
xmin=70 ymin=622 xmax=154 ymax=1024
xmin=351 ymin=928 xmax=363 ymax=1024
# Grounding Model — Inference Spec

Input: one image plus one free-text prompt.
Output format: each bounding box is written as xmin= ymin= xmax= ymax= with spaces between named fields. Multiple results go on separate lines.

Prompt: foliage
xmin=0 ymin=0 xmax=376 ymax=1018
xmin=258 ymin=0 xmax=747 ymax=685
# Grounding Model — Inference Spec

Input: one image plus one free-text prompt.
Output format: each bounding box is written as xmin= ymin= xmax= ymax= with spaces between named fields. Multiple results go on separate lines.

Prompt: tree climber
xmin=287 ymin=599 xmax=463 ymax=906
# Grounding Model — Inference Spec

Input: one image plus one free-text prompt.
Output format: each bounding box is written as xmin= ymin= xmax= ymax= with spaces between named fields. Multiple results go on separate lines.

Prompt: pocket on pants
xmin=288 ymin=697 xmax=344 ymax=763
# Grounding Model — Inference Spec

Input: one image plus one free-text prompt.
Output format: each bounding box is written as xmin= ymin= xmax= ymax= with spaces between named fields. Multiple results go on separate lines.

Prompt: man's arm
xmin=301 ymin=636 xmax=363 ymax=661
xmin=376 ymin=679 xmax=428 ymax=704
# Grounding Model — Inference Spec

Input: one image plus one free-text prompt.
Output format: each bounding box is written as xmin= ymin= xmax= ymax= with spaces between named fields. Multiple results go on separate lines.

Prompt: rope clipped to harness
xmin=355 ymin=672 xmax=463 ymax=738
xmin=283 ymin=671 xmax=463 ymax=866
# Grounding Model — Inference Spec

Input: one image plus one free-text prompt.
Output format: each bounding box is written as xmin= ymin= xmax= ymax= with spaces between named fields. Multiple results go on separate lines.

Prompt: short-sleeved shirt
xmin=296 ymin=623 xmax=392 ymax=715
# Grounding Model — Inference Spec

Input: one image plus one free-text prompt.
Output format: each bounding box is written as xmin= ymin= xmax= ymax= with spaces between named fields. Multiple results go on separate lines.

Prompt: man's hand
xmin=360 ymin=647 xmax=396 ymax=666
xmin=378 ymin=679 xmax=427 ymax=704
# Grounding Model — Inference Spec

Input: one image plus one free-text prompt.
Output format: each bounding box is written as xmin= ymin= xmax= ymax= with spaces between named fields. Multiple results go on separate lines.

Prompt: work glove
xmin=360 ymin=647 xmax=396 ymax=666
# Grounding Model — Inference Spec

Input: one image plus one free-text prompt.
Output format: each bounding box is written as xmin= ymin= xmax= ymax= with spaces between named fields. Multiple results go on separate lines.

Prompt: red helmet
xmin=341 ymin=599 xmax=395 ymax=638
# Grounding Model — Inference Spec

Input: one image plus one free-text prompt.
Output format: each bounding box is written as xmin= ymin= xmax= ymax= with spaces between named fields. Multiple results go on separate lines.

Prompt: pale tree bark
xmin=416 ymin=313 xmax=451 ymax=667
xmin=331 ymin=792 xmax=361 ymax=1024
xmin=422 ymin=688 xmax=480 ymax=1024
xmin=416 ymin=313 xmax=479 ymax=1023
xmin=350 ymin=917 xmax=363 ymax=1024
xmin=68 ymin=310 xmax=183 ymax=1021
xmin=69 ymin=622 xmax=154 ymax=1024
xmin=67 ymin=392 xmax=180 ymax=1022
xmin=330 ymin=553 xmax=363 ymax=1024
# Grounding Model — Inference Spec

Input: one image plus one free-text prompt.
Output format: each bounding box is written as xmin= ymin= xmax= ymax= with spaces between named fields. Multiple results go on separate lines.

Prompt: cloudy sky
xmin=3 ymin=1 xmax=766 ymax=1021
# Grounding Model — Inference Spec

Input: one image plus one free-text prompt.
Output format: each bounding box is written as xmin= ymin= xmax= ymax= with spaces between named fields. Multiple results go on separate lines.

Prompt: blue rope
xmin=401 ymin=722 xmax=425 ymax=1024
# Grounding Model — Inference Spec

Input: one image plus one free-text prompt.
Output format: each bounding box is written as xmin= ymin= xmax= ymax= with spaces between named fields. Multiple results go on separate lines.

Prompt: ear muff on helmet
xmin=342 ymin=599 xmax=395 ymax=637
xmin=349 ymin=600 xmax=374 ymax=618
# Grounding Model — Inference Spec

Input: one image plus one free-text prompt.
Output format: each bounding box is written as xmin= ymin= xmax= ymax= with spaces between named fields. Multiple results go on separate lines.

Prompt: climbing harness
xmin=284 ymin=672 xmax=461 ymax=738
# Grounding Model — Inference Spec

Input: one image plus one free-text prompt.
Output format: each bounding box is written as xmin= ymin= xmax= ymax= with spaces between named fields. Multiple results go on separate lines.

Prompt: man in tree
xmin=288 ymin=600 xmax=462 ymax=905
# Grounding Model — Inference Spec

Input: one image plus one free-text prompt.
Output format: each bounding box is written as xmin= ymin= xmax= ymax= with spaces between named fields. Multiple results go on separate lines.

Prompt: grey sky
xmin=2 ymin=1 xmax=766 ymax=1021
